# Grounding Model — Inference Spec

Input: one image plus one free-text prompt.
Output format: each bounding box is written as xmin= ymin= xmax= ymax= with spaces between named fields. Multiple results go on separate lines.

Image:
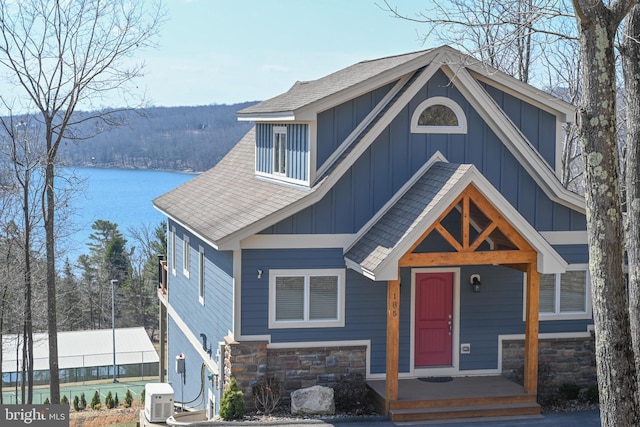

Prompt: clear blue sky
xmin=140 ymin=0 xmax=430 ymax=107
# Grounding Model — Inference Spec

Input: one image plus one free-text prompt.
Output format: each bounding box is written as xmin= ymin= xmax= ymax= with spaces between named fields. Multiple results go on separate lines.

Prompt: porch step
xmin=389 ymin=401 xmax=541 ymax=423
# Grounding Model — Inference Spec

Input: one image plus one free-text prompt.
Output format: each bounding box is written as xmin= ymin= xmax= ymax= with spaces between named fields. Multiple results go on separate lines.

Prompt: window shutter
xmin=309 ymin=276 xmax=338 ymax=320
xmin=275 ymin=276 xmax=304 ymax=321
xmin=560 ymin=270 xmax=587 ymax=312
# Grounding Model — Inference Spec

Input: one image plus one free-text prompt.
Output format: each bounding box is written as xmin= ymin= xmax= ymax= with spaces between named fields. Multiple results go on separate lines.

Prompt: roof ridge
xmin=356 ymin=48 xmax=435 ymax=65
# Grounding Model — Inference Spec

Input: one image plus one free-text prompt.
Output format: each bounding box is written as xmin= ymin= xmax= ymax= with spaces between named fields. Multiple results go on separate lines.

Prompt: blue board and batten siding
xmin=482 ymin=82 xmax=558 ymax=166
xmin=262 ymin=70 xmax=585 ymax=236
xmin=256 ymin=123 xmax=309 ymax=181
xmin=316 ymin=81 xmax=396 ymax=167
xmin=245 ymin=70 xmax=590 ymax=375
xmin=167 ymin=219 xmax=234 ymax=405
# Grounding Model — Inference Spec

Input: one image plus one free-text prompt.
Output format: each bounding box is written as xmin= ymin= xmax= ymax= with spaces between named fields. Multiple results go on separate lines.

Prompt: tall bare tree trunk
xmin=622 ymin=4 xmax=640 ymax=394
xmin=22 ymin=176 xmax=33 ymax=404
xmin=45 ymin=128 xmax=60 ymax=403
xmin=573 ymin=0 xmax=639 ymax=424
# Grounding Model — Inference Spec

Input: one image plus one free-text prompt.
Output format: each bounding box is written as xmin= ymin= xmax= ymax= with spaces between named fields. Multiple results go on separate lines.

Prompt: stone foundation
xmin=502 ymin=333 xmax=597 ymax=396
xmin=223 ymin=336 xmax=366 ymax=411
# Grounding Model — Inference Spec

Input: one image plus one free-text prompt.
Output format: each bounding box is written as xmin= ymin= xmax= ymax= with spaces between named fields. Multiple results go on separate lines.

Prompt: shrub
xmin=124 ymin=389 xmax=133 ymax=408
xmin=91 ymin=390 xmax=101 ymax=410
xmin=79 ymin=393 xmax=87 ymax=410
xmin=105 ymin=391 xmax=114 ymax=409
xmin=252 ymin=376 xmax=281 ymax=415
xmin=43 ymin=397 xmax=50 ymax=404
xmin=141 ymin=388 xmax=145 ymax=404
xmin=559 ymin=383 xmax=581 ymax=400
xmin=73 ymin=395 xmax=80 ymax=411
xmin=61 ymin=395 xmax=68 ymax=405
xmin=333 ymin=374 xmax=375 ymax=415
xmin=114 ymin=393 xmax=119 ymax=408
xmin=219 ymin=377 xmax=245 ymax=420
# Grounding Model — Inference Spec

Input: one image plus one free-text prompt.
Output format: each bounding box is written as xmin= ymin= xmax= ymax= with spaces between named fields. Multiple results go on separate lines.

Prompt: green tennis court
xmin=2 ymin=377 xmax=158 ymax=405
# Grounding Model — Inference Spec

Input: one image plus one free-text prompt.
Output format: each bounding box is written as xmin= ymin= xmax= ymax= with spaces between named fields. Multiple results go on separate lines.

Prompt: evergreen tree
xmin=57 ymin=259 xmax=86 ymax=330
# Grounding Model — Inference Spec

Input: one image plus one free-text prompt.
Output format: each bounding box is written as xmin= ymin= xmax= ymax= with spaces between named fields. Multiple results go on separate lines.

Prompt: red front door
xmin=415 ymin=272 xmax=454 ymax=367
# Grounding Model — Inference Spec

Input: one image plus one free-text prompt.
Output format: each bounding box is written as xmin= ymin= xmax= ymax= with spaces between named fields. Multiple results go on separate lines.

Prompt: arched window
xmin=411 ymin=97 xmax=467 ymax=134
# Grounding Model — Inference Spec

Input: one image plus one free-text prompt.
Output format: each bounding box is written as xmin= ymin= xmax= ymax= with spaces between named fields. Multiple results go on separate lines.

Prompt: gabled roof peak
xmin=237 ymin=45 xmax=574 ymax=122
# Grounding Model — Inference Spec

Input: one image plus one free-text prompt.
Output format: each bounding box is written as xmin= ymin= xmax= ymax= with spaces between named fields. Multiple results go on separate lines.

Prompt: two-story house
xmin=153 ymin=46 xmax=591 ymax=422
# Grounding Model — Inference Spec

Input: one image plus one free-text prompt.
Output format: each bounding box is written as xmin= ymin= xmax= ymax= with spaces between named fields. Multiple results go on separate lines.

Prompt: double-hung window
xmin=273 ymin=127 xmax=287 ymax=176
xmin=538 ymin=266 xmax=591 ymax=320
xmin=269 ymin=269 xmax=345 ymax=328
xmin=183 ymin=234 xmax=190 ymax=278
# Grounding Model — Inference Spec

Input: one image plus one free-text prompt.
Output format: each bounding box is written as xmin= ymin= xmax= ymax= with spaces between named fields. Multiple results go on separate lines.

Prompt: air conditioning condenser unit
xmin=144 ymin=383 xmax=175 ymax=422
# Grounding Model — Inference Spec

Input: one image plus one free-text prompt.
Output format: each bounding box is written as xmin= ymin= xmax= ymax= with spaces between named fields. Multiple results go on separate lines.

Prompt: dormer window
xmin=273 ymin=126 xmax=287 ymax=175
xmin=411 ymin=97 xmax=467 ymax=134
xmin=255 ymin=123 xmax=309 ymax=184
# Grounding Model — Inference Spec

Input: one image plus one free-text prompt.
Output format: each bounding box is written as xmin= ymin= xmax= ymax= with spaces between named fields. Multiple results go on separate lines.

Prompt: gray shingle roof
xmin=237 ymin=49 xmax=433 ymax=115
xmin=345 ymin=162 xmax=471 ymax=273
xmin=153 ymin=128 xmax=315 ymax=245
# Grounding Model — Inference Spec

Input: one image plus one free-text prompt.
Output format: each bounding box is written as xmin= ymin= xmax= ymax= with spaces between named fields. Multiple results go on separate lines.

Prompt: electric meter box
xmin=144 ymin=383 xmax=175 ymax=423
xmin=176 ymin=353 xmax=185 ymax=373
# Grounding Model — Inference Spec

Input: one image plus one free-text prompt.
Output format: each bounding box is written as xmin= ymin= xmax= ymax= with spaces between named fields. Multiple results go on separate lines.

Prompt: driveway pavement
xmin=323 ymin=410 xmax=600 ymax=427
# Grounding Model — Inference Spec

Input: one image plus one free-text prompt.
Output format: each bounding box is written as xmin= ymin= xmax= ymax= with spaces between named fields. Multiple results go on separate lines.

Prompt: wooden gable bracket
xmin=399 ymin=183 xmax=537 ymax=267
xmin=385 ymin=183 xmax=540 ymax=410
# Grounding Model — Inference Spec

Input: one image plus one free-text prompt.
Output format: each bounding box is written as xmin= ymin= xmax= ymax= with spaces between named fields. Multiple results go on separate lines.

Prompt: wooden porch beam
xmin=400 ymin=250 xmax=537 ymax=267
xmin=524 ymin=263 xmax=540 ymax=394
xmin=385 ymin=278 xmax=401 ymax=412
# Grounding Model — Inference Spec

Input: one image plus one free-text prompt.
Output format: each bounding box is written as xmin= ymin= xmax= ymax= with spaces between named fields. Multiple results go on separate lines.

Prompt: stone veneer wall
xmin=223 ymin=336 xmax=366 ymax=410
xmin=501 ymin=334 xmax=597 ymax=396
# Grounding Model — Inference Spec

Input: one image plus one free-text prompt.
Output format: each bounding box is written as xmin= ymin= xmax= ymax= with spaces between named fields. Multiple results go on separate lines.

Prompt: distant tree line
xmin=57 ymin=103 xmax=256 ymax=172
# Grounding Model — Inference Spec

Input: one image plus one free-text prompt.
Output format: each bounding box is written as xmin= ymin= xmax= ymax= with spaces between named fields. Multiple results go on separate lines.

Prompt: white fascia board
xmin=241 ymin=233 xmax=355 ymax=249
xmin=540 ymin=230 xmax=588 ymax=245
xmin=465 ymin=66 xmax=576 ymax=122
xmin=441 ymin=63 xmax=585 ymax=214
xmin=154 ymin=207 xmax=221 ymax=251
xmin=237 ymin=111 xmax=296 ymax=122
xmin=217 ymin=60 xmax=444 ymax=250
xmin=344 ymin=258 xmax=378 ymax=281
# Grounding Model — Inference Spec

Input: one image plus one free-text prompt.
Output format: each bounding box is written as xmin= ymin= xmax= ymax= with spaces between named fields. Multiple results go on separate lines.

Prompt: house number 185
xmin=391 ymin=293 xmax=398 ymax=317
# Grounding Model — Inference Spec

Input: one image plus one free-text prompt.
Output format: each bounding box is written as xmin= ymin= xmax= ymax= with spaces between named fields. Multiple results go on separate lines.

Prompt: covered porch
xmin=344 ymin=162 xmax=567 ymax=422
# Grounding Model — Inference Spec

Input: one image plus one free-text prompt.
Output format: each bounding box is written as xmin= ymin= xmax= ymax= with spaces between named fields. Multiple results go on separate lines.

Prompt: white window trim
xmin=268 ymin=268 xmax=345 ymax=329
xmin=198 ymin=246 xmax=205 ymax=305
xmin=523 ymin=264 xmax=592 ymax=321
xmin=183 ymin=234 xmax=190 ymax=278
xmin=410 ymin=96 xmax=467 ymax=134
xmin=273 ymin=126 xmax=287 ymax=176
xmin=170 ymin=226 xmax=177 ymax=276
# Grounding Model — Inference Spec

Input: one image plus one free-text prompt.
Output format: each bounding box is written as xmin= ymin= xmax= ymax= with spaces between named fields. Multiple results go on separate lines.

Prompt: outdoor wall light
xmin=470 ymin=274 xmax=481 ymax=293
xmin=257 ymin=269 xmax=263 ymax=279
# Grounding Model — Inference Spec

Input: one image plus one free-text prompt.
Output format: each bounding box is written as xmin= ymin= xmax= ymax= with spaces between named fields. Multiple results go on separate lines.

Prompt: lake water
xmin=61 ymin=167 xmax=195 ymax=263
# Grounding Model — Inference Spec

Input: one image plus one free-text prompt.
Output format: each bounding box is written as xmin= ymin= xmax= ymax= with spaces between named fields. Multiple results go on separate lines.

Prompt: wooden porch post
xmin=524 ymin=263 xmax=540 ymax=394
xmin=385 ymin=278 xmax=400 ymax=412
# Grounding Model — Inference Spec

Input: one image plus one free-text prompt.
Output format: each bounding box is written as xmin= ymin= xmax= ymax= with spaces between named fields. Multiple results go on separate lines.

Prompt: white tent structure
xmin=2 ymin=327 xmax=158 ymax=385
